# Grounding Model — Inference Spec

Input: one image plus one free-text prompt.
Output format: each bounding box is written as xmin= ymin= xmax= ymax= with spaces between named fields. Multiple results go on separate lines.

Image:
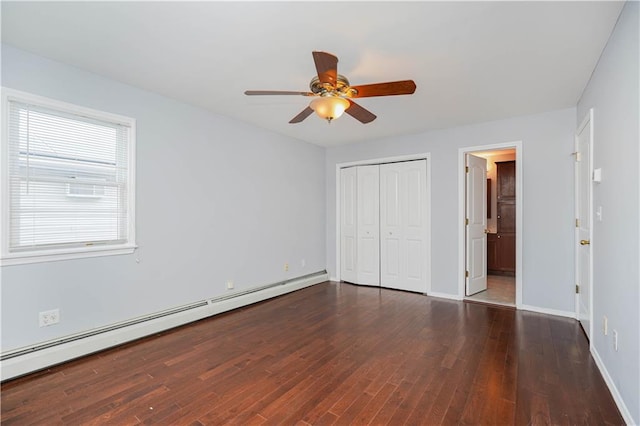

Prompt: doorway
xmin=459 ymin=142 xmax=522 ymax=307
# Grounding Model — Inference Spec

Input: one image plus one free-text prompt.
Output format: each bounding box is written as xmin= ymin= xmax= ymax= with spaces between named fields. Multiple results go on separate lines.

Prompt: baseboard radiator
xmin=1 ymin=270 xmax=328 ymax=381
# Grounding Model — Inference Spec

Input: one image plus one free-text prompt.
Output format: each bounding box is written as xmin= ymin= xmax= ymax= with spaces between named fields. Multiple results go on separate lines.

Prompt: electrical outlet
xmin=603 ymin=316 xmax=608 ymax=335
xmin=613 ymin=330 xmax=618 ymax=351
xmin=39 ymin=309 xmax=60 ymax=327
xmin=284 ymin=263 xmax=289 ymax=272
xmin=226 ymin=280 xmax=234 ymax=290
xmin=301 ymin=259 xmax=306 ymax=268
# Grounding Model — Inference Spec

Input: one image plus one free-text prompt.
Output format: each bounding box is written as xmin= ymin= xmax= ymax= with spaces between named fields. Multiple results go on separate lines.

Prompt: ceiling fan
xmin=244 ymin=51 xmax=416 ymax=124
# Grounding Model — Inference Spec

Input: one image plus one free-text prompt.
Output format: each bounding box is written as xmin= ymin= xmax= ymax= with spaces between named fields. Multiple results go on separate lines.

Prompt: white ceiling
xmin=1 ymin=1 xmax=624 ymax=147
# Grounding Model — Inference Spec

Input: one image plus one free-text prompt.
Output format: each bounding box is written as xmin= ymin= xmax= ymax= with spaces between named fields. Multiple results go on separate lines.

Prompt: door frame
xmin=458 ymin=141 xmax=523 ymax=305
xmin=575 ymin=109 xmax=594 ymax=342
xmin=335 ymin=153 xmax=432 ymax=294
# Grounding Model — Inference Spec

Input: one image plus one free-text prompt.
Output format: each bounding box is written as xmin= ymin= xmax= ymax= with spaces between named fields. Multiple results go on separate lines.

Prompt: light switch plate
xmin=593 ymin=168 xmax=602 ymax=182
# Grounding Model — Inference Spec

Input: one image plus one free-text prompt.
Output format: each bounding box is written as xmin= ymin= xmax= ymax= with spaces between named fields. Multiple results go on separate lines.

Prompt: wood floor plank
xmin=0 ymin=282 xmax=624 ymax=425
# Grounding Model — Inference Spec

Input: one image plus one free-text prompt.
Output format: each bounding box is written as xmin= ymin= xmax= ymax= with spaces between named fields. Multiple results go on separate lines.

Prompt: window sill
xmin=0 ymin=245 xmax=137 ymax=266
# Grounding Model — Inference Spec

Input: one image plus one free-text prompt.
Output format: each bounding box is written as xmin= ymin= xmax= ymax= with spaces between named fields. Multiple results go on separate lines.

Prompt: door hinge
xmin=465 ymin=218 xmax=469 ymax=225
xmin=573 ymin=151 xmax=582 ymax=162
xmin=576 ymin=218 xmax=580 ymax=228
xmin=465 ymin=270 xmax=469 ymax=278
xmin=465 ymin=166 xmax=469 ymax=173
xmin=575 ymin=284 xmax=580 ymax=294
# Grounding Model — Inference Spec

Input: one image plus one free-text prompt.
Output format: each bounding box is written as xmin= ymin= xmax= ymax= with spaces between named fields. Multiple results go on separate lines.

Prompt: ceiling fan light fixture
xmin=309 ymin=96 xmax=350 ymax=123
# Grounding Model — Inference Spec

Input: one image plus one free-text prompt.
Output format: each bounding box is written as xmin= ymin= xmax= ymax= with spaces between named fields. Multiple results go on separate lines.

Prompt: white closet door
xmin=402 ymin=160 xmax=428 ymax=292
xmin=340 ymin=167 xmax=357 ymax=283
xmin=356 ymin=165 xmax=380 ymax=286
xmin=381 ymin=160 xmax=428 ymax=293
xmin=380 ymin=164 xmax=402 ymax=288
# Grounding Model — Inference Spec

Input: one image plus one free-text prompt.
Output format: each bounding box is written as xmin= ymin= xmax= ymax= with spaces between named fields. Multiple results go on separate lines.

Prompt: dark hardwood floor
xmin=1 ymin=282 xmax=623 ymax=425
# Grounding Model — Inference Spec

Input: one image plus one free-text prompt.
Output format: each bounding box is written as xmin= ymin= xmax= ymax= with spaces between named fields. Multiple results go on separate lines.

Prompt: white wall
xmin=326 ymin=108 xmax=577 ymax=313
xmin=0 ymin=45 xmax=326 ymax=352
xmin=576 ymin=2 xmax=640 ymax=423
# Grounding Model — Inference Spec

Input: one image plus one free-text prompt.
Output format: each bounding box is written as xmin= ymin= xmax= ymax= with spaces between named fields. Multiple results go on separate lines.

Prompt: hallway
xmin=466 ymin=274 xmax=515 ymax=306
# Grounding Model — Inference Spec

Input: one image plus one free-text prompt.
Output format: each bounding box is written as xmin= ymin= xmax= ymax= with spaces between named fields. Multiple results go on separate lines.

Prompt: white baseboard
xmin=1 ymin=272 xmax=327 ymax=381
xmin=428 ymin=291 xmax=463 ymax=301
xmin=518 ymin=304 xmax=576 ymax=319
xmin=591 ymin=346 xmax=635 ymax=425
xmin=329 ymin=276 xmax=339 ymax=282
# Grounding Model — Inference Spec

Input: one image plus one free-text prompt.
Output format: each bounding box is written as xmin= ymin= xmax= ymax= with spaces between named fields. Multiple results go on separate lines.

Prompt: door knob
xmin=580 ymin=239 xmax=590 ymax=246
xmin=484 ymin=229 xmax=489 ymax=234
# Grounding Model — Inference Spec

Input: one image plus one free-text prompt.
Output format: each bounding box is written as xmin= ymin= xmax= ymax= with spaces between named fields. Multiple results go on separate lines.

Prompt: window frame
xmin=1 ymin=88 xmax=137 ymax=266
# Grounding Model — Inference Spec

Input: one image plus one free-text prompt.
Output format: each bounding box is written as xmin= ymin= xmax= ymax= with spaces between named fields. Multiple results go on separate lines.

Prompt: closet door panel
xmin=356 ymin=165 xmax=380 ymax=286
xmin=406 ymin=238 xmax=423 ymax=280
xmin=402 ymin=160 xmax=428 ymax=293
xmin=385 ymin=239 xmax=400 ymax=276
xmin=381 ymin=160 xmax=427 ymax=292
xmin=407 ymin=168 xmax=423 ymax=227
xmin=380 ymin=166 xmax=401 ymax=287
xmin=340 ymin=167 xmax=358 ymax=283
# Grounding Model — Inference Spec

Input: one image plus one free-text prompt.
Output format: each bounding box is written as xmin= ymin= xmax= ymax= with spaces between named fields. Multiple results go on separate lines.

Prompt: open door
xmin=466 ymin=154 xmax=488 ymax=296
xmin=576 ymin=110 xmax=593 ymax=339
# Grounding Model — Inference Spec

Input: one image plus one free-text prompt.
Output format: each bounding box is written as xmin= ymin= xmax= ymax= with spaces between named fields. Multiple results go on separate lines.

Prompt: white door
xmin=576 ymin=110 xmax=593 ymax=339
xmin=466 ymin=154 xmax=488 ymax=296
xmin=356 ymin=165 xmax=380 ymax=286
xmin=340 ymin=167 xmax=358 ymax=283
xmin=380 ymin=160 xmax=428 ymax=293
xmin=380 ymin=164 xmax=401 ymax=288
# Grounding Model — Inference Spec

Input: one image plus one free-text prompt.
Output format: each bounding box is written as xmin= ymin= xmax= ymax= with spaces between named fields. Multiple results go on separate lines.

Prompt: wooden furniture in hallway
xmin=489 ymin=160 xmax=516 ymax=275
xmin=1 ymin=282 xmax=622 ymax=425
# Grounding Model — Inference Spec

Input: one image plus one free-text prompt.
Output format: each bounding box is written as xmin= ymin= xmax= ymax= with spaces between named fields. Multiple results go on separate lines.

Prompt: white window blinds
xmin=6 ymin=98 xmax=133 ymax=253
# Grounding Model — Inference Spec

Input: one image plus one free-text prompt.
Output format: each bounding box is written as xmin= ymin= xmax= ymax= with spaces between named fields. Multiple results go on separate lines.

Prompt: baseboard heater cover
xmin=1 ymin=270 xmax=327 ymax=381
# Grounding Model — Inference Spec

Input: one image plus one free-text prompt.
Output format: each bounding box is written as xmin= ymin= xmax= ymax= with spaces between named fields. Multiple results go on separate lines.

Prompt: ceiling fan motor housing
xmin=310 ymin=75 xmax=357 ymax=98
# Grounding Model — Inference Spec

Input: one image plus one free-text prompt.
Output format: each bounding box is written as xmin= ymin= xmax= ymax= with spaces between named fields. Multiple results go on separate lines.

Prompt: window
xmin=1 ymin=88 xmax=136 ymax=265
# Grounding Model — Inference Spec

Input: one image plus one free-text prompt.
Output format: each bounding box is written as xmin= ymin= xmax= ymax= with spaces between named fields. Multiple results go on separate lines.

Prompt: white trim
xmin=427 ymin=291 xmax=463 ymax=301
xmin=518 ymin=304 xmax=577 ymax=319
xmin=591 ymin=346 xmax=635 ymax=425
xmin=0 ymin=87 xmax=137 ymax=265
xmin=0 ymin=245 xmax=137 ymax=266
xmin=1 ymin=272 xmax=328 ymax=381
xmin=458 ymin=141 xmax=523 ymax=305
xmin=335 ymin=153 xmax=432 ymax=294
xmin=1 ymin=87 xmax=135 ymax=126
xmin=329 ymin=276 xmax=339 ymax=282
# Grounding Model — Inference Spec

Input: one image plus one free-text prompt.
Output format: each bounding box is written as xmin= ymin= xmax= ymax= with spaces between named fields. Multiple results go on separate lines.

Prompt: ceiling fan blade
xmin=312 ymin=51 xmax=338 ymax=86
xmin=346 ymin=100 xmax=376 ymax=124
xmin=350 ymin=80 xmax=417 ymax=98
xmin=289 ymin=106 xmax=314 ymax=124
xmin=245 ymin=90 xmax=314 ymax=96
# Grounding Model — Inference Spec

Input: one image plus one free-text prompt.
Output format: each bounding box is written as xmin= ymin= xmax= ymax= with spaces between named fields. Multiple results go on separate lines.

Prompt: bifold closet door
xmin=356 ymin=165 xmax=380 ymax=286
xmin=380 ymin=160 xmax=428 ymax=293
xmin=340 ymin=167 xmax=358 ymax=283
